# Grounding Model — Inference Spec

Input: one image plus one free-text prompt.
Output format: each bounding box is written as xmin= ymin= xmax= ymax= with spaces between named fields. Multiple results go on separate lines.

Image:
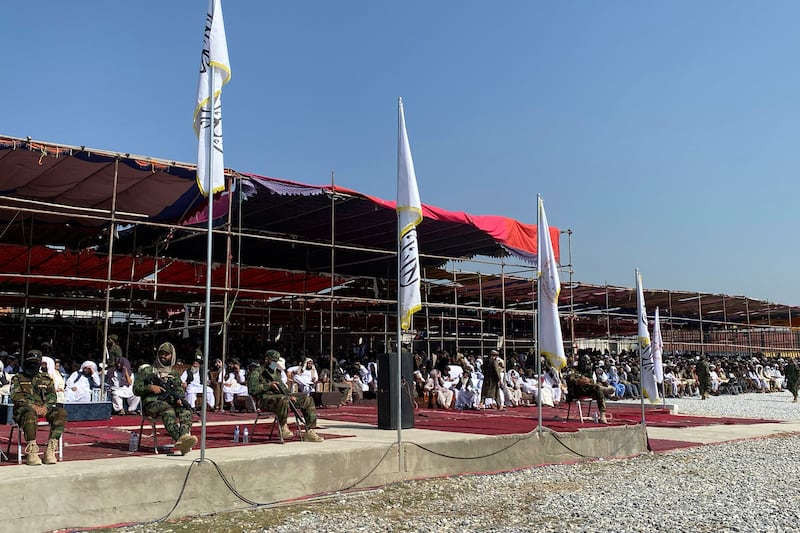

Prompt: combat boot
xmin=25 ymin=442 xmax=42 ymax=466
xmin=303 ymin=429 xmax=324 ymax=442
xmin=43 ymin=438 xmax=58 ymax=464
xmin=599 ymin=412 xmax=609 ymax=424
xmin=175 ymin=434 xmax=198 ymax=455
xmin=280 ymin=424 xmax=294 ymax=440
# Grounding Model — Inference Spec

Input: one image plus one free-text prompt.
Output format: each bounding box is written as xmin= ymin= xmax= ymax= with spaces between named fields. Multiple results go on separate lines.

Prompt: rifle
xmin=267 ymin=372 xmax=306 ymax=427
xmin=147 ymin=374 xmax=186 ymax=407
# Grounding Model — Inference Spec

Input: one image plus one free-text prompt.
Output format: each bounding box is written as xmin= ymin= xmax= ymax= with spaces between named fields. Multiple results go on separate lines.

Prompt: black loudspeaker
xmin=377 ymin=352 xmax=415 ymax=429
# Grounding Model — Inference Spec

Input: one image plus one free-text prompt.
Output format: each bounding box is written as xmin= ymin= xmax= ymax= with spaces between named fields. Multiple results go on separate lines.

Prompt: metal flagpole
xmin=395 ymin=101 xmax=403 ymax=475
xmin=535 ymin=195 xmax=543 ymax=430
xmin=637 ymin=269 xmax=646 ymax=426
xmin=200 ymin=62 xmax=216 ymax=462
xmin=395 ymin=219 xmax=403 ymax=474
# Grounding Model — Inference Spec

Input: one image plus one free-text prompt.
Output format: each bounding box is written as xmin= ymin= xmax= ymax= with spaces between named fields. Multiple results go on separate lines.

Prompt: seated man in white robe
xmin=181 ymin=352 xmax=215 ymax=411
xmin=291 ymin=358 xmax=318 ymax=394
xmin=454 ymin=365 xmax=480 ymax=410
xmin=107 ymin=356 xmax=140 ymax=415
xmin=65 ymin=360 xmax=100 ymax=402
xmin=222 ymin=358 xmax=249 ymax=407
xmin=520 ymin=371 xmax=554 ymax=407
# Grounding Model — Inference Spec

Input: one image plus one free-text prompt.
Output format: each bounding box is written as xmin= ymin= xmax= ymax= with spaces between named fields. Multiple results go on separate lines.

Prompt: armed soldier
xmin=11 ymin=350 xmax=68 ymax=465
xmin=133 ymin=342 xmax=198 ymax=455
xmin=248 ymin=349 xmax=324 ymax=442
xmin=564 ymin=367 xmax=609 ymax=424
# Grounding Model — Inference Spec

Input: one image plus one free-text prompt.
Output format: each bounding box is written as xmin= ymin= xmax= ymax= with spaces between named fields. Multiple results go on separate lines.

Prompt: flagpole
xmin=395 ymin=98 xmax=403 ymax=475
xmin=636 ymin=269 xmax=645 ymax=426
xmin=200 ymin=62 xmax=215 ymax=462
xmin=535 ymin=195 xmax=543 ymax=430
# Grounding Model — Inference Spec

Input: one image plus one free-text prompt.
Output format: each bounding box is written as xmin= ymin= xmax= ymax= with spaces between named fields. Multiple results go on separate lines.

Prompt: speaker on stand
xmin=377 ymin=352 xmax=415 ymax=429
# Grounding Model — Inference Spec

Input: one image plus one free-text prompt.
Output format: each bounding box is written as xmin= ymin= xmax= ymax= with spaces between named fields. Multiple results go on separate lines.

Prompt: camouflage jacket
xmin=11 ymin=372 xmax=57 ymax=409
xmin=247 ymin=364 xmax=287 ymax=397
xmin=133 ymin=364 xmax=183 ymax=405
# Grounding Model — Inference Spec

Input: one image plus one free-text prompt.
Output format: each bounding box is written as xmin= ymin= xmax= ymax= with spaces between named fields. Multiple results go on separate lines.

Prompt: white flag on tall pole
xmin=194 ymin=0 xmax=231 ymax=196
xmin=636 ymin=270 xmax=659 ymax=403
xmin=537 ymin=197 xmax=566 ymax=370
xmin=652 ymin=306 xmax=664 ymax=384
xmin=396 ymin=98 xmax=422 ymax=331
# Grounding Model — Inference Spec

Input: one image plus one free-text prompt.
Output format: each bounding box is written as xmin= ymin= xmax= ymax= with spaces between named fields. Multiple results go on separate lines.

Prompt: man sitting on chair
xmin=291 ymin=357 xmax=318 ymax=394
xmin=11 ymin=350 xmax=67 ymax=465
xmin=133 ymin=342 xmax=198 ymax=456
xmin=247 ymin=350 xmax=324 ymax=443
xmin=181 ymin=350 xmax=215 ymax=411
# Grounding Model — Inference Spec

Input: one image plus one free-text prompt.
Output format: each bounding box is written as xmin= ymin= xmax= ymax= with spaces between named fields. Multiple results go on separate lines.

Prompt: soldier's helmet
xmin=265 ymin=349 xmax=281 ymax=362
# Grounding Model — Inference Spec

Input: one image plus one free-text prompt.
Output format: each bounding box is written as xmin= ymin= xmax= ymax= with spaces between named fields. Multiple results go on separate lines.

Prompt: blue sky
xmin=3 ymin=1 xmax=798 ymax=304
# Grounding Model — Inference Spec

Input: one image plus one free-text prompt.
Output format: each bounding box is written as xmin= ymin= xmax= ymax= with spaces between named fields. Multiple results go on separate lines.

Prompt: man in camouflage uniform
xmin=784 ymin=358 xmax=799 ymax=403
xmin=11 ymin=350 xmax=68 ymax=465
xmin=133 ymin=342 xmax=198 ymax=455
xmin=248 ymin=350 xmax=323 ymax=442
xmin=564 ymin=368 xmax=609 ymax=424
xmin=106 ymin=333 xmax=123 ymax=368
xmin=695 ymin=356 xmax=712 ymax=400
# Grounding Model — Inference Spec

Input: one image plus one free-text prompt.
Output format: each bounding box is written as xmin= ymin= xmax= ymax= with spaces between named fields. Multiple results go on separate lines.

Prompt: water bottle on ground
xmin=592 ymin=411 xmax=599 ymax=423
xmin=243 ymin=427 xmax=249 ymax=444
xmin=128 ymin=431 xmax=140 ymax=452
xmin=233 ymin=425 xmax=240 ymax=444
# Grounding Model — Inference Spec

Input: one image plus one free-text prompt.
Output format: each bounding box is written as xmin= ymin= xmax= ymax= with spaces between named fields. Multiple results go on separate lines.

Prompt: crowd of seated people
xmin=0 ymin=317 xmax=797 ymax=423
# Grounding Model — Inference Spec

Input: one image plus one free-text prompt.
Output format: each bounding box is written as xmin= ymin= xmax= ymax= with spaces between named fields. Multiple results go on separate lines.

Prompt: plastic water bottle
xmin=592 ymin=411 xmax=599 ymax=423
xmin=233 ymin=425 xmax=240 ymax=444
xmin=243 ymin=427 xmax=249 ymax=444
xmin=128 ymin=431 xmax=140 ymax=452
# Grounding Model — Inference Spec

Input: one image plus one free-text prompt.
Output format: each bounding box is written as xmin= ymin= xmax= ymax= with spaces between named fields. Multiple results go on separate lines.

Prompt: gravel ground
xmin=91 ymin=392 xmax=800 ymax=533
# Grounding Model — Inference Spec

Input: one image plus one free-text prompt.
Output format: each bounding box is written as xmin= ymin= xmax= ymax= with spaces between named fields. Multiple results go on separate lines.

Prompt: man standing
xmin=107 ymin=334 xmax=123 ymax=368
xmin=480 ymin=349 xmax=504 ymax=409
xmin=247 ymin=350 xmax=324 ymax=442
xmin=696 ymin=356 xmax=712 ymax=400
xmin=11 ymin=350 xmax=68 ymax=465
xmin=133 ymin=342 xmax=197 ymax=455
xmin=784 ymin=358 xmax=799 ymax=403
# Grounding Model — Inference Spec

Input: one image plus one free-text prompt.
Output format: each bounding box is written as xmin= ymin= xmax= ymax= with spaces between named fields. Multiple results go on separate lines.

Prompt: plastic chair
xmin=138 ymin=413 xmax=161 ymax=453
xmin=6 ymin=420 xmax=64 ymax=464
xmin=565 ymin=397 xmax=594 ymax=423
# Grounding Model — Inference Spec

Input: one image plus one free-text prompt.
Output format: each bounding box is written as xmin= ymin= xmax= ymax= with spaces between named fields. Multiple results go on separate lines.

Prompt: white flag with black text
xmin=396 ymin=98 xmax=422 ymax=331
xmin=193 ymin=0 xmax=231 ymax=196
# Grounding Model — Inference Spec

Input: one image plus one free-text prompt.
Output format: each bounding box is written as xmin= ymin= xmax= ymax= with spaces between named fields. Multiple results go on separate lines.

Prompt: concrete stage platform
xmin=3 ymin=402 xmax=798 ymax=533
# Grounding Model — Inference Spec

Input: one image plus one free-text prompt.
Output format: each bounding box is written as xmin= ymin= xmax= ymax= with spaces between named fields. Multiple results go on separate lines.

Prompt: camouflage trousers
xmin=255 ymin=393 xmax=317 ymax=428
xmin=568 ymin=382 xmax=607 ymax=412
xmin=144 ymin=399 xmax=193 ymax=442
xmin=14 ymin=405 xmax=67 ymax=442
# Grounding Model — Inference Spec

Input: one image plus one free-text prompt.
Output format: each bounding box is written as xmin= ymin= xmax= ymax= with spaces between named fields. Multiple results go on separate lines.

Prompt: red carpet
xmin=319 ymin=403 xmax=776 ymax=435
xmin=0 ymin=411 xmax=347 ymax=464
xmin=0 ymin=403 xmax=776 ymax=464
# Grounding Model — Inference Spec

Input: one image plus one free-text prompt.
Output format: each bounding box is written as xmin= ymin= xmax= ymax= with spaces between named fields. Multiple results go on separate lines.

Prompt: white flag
xmin=194 ymin=0 xmax=231 ymax=196
xmin=537 ymin=197 xmax=566 ymax=370
xmin=636 ymin=270 xmax=659 ymax=403
xmin=652 ymin=306 xmax=664 ymax=384
xmin=396 ymin=98 xmax=422 ymax=331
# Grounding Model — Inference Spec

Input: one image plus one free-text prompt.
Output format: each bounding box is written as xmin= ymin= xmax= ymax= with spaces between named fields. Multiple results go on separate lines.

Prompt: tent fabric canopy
xmin=0 ymin=136 xmax=554 ymax=273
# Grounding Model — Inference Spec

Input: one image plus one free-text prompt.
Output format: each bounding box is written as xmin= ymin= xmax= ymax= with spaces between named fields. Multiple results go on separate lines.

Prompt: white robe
xmin=65 ymin=362 xmax=100 ymax=402
xmin=181 ymin=368 xmax=215 ymax=409
xmin=222 ymin=369 xmax=249 ymax=402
